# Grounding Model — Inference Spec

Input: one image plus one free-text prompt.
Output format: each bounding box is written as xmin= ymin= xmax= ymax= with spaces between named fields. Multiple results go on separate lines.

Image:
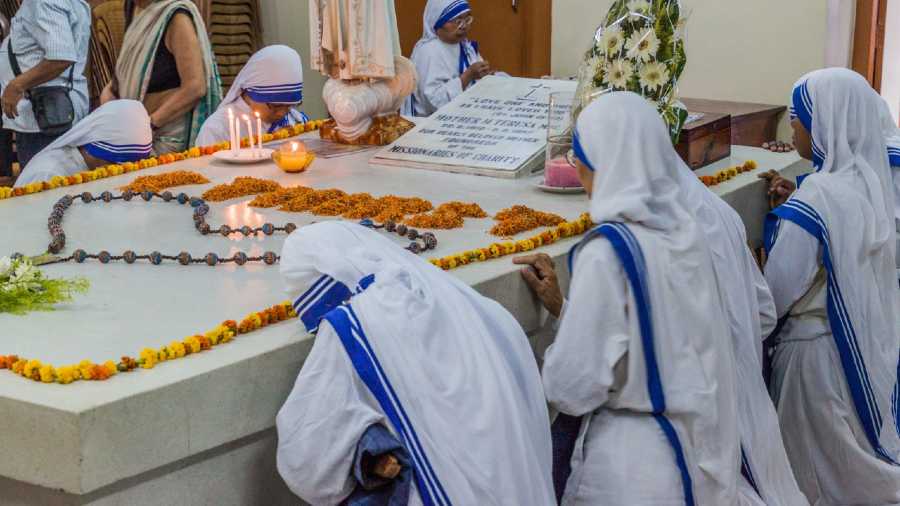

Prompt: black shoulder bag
xmin=8 ymin=43 xmax=75 ymax=135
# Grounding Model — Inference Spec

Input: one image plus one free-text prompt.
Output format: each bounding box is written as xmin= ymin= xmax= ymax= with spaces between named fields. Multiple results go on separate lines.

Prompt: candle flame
xmin=254 ymin=111 xmax=261 ymax=118
xmin=291 ymin=142 xmax=298 ymax=152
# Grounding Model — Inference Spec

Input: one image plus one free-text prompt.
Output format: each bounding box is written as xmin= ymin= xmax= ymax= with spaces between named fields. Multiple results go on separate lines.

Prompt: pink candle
xmin=544 ymin=156 xmax=582 ymax=188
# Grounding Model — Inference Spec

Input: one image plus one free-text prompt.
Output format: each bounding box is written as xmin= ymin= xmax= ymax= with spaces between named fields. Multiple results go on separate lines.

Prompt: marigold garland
xmin=0 ymin=301 xmax=296 ymax=384
xmin=429 ymin=213 xmax=594 ymax=270
xmin=0 ymin=120 xmax=327 ymax=200
xmin=202 ymin=177 xmax=282 ymax=202
xmin=699 ymin=160 xmax=758 ymax=187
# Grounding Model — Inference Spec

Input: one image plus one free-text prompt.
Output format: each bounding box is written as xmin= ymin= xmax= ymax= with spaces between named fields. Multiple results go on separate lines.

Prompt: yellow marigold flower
xmin=429 ymin=258 xmax=441 ymax=267
xmin=188 ymin=147 xmax=201 ymax=158
xmin=23 ymin=359 xmax=42 ymax=379
xmin=251 ymin=313 xmax=263 ymax=328
xmin=39 ymin=365 xmax=55 ymax=383
xmin=489 ymin=244 xmax=502 ymax=258
xmin=79 ymin=362 xmax=94 ymax=380
xmin=11 ymin=359 xmax=25 ymax=374
xmin=184 ymin=336 xmax=201 ymax=354
xmin=139 ymin=348 xmax=157 ymax=369
xmin=744 ymin=160 xmax=757 ymax=171
xmin=50 ymin=175 xmax=65 ymax=187
xmin=56 ymin=366 xmax=76 ymax=384
xmin=517 ymin=239 xmax=535 ymax=251
xmin=103 ymin=361 xmax=118 ymax=376
xmin=502 ymin=242 xmax=517 ymax=255
xmin=122 ymin=162 xmax=136 ymax=172
xmin=455 ymin=254 xmax=469 ymax=266
xmin=447 ymin=257 xmax=458 ymax=269
xmin=476 ymin=249 xmax=487 ymax=261
xmin=205 ymin=328 xmax=222 ymax=345
xmin=167 ymin=341 xmax=186 ymax=359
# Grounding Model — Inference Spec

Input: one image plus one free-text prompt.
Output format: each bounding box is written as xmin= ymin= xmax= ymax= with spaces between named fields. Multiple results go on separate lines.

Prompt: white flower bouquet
xmin=574 ymin=0 xmax=689 ymax=144
xmin=0 ymin=256 xmax=88 ymax=314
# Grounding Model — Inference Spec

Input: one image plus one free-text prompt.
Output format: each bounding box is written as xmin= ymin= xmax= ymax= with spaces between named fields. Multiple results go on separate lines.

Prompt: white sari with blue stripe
xmin=276 ymin=222 xmax=555 ymax=506
xmin=406 ymin=0 xmax=483 ymax=117
xmin=766 ymin=68 xmax=900 ymax=505
xmin=15 ymin=99 xmax=152 ymax=187
xmin=878 ymin=97 xmax=900 ymax=271
xmin=545 ymin=92 xmax=741 ymax=505
xmin=196 ymin=45 xmax=308 ymax=146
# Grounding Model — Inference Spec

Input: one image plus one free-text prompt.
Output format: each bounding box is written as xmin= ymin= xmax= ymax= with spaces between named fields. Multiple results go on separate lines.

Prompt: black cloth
xmin=125 ymin=2 xmax=187 ymax=94
xmin=551 ymin=413 xmax=582 ymax=504
xmin=16 ymin=130 xmax=63 ymax=168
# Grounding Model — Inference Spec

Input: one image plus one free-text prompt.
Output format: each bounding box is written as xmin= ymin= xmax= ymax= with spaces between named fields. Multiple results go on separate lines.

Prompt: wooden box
xmin=681 ymin=98 xmax=786 ymax=147
xmin=675 ymin=112 xmax=732 ymax=170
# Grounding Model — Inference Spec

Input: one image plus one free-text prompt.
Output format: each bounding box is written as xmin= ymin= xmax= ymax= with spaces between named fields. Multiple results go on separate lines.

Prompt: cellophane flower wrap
xmin=0 ymin=256 xmax=88 ymax=314
xmin=573 ymin=0 xmax=688 ymax=144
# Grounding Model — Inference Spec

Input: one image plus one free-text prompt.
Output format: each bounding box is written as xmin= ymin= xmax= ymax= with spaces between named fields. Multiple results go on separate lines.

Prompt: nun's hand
xmin=514 ymin=253 xmax=563 ymax=318
xmin=1 ymin=79 xmax=23 ymax=119
xmin=758 ymin=170 xmax=796 ymax=209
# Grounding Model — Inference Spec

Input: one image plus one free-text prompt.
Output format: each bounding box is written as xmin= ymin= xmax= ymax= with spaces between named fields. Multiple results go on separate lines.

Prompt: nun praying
xmin=764 ymin=68 xmax=900 ymax=505
xmin=523 ymin=92 xmax=743 ymax=505
xmin=275 ymin=221 xmax=555 ymax=505
xmin=195 ymin=45 xmax=308 ymax=146
xmin=406 ymin=0 xmax=494 ymax=117
xmin=14 ymin=100 xmax=152 ymax=187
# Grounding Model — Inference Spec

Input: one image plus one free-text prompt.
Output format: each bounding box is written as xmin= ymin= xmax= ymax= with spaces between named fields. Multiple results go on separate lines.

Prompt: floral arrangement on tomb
xmin=574 ymin=0 xmax=688 ymax=143
xmin=0 ymin=256 xmax=88 ymax=315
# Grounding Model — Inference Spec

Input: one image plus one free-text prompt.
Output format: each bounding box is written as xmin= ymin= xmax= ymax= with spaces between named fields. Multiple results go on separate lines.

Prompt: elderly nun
xmin=275 ymin=221 xmax=555 ymax=505
xmin=764 ymin=68 xmax=900 ymax=505
xmin=406 ymin=0 xmax=493 ymax=117
xmin=196 ymin=45 xmax=308 ymax=146
xmin=524 ymin=91 xmax=742 ymax=504
xmin=15 ymin=99 xmax=151 ymax=187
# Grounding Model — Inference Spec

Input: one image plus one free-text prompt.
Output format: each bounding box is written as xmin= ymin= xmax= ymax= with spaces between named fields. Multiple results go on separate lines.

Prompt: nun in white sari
xmin=878 ymin=98 xmax=900 ymax=271
xmin=544 ymin=92 xmax=741 ymax=505
xmin=765 ymin=68 xmax=900 ymax=505
xmin=674 ymin=141 xmax=808 ymax=506
xmin=15 ymin=100 xmax=152 ymax=187
xmin=195 ymin=45 xmax=308 ymax=146
xmin=275 ymin=221 xmax=555 ymax=505
xmin=406 ymin=0 xmax=486 ymax=117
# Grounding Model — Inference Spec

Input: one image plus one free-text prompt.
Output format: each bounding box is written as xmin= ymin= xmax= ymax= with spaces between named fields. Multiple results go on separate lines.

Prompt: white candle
xmin=227 ymin=108 xmax=236 ymax=155
xmin=242 ymin=114 xmax=252 ymax=158
xmin=255 ymin=111 xmax=263 ymax=159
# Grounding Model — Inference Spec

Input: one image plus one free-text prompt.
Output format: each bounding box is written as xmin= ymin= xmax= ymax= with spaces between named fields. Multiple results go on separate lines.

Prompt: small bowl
xmin=272 ymin=150 xmax=316 ymax=173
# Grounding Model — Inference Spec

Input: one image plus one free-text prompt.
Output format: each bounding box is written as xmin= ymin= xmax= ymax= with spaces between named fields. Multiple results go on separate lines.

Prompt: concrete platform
xmin=0 ymin=138 xmax=805 ymax=504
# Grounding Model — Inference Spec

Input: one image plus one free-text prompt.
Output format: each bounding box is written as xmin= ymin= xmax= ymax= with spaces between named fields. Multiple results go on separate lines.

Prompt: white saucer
xmin=212 ymin=149 xmax=274 ymax=164
xmin=533 ymin=179 xmax=585 ymax=194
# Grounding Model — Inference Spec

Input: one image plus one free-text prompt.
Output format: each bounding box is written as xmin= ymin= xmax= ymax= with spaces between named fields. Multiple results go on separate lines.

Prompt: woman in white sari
xmin=535 ymin=91 xmax=741 ymax=505
xmin=275 ymin=221 xmax=555 ymax=505
xmin=764 ymin=68 xmax=900 ymax=505
xmin=15 ymin=100 xmax=151 ymax=187
xmin=878 ymin=98 xmax=900 ymax=273
xmin=196 ymin=45 xmax=308 ymax=146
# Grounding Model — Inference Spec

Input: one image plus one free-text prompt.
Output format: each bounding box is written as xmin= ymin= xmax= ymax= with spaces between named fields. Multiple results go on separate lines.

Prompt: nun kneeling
xmin=765 ymin=68 xmax=900 ymax=505
xmin=275 ymin=221 xmax=555 ymax=506
xmin=529 ymin=92 xmax=743 ymax=505
xmin=15 ymin=100 xmax=151 ymax=187
xmin=196 ymin=45 xmax=308 ymax=146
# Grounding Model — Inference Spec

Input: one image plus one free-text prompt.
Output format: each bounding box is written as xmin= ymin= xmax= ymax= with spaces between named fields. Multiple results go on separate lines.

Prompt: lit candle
xmin=227 ymin=108 xmax=236 ymax=155
xmin=242 ymin=114 xmax=252 ymax=157
xmin=255 ymin=111 xmax=263 ymax=159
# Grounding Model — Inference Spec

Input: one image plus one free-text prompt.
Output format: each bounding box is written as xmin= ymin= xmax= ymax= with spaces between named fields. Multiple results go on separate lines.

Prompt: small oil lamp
xmin=272 ymin=141 xmax=315 ymax=173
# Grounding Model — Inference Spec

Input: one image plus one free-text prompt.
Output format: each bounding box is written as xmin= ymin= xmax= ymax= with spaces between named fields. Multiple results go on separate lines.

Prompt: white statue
xmin=309 ymin=0 xmax=416 ymax=144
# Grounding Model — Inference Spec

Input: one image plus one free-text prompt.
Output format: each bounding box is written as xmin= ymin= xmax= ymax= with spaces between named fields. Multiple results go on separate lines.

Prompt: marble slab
xmin=0 ymin=138 xmax=805 ymax=498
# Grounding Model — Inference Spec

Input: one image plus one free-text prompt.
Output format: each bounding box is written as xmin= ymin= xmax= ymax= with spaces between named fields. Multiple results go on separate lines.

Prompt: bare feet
xmin=373 ymin=454 xmax=402 ymax=480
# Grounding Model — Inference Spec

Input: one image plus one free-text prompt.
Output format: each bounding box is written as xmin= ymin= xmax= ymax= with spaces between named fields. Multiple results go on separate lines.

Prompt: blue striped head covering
xmin=47 ymin=99 xmax=152 ymax=164
xmin=430 ymin=0 xmax=471 ymax=32
xmin=791 ymin=78 xmax=827 ymax=170
xmin=222 ymin=45 xmax=304 ymax=106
